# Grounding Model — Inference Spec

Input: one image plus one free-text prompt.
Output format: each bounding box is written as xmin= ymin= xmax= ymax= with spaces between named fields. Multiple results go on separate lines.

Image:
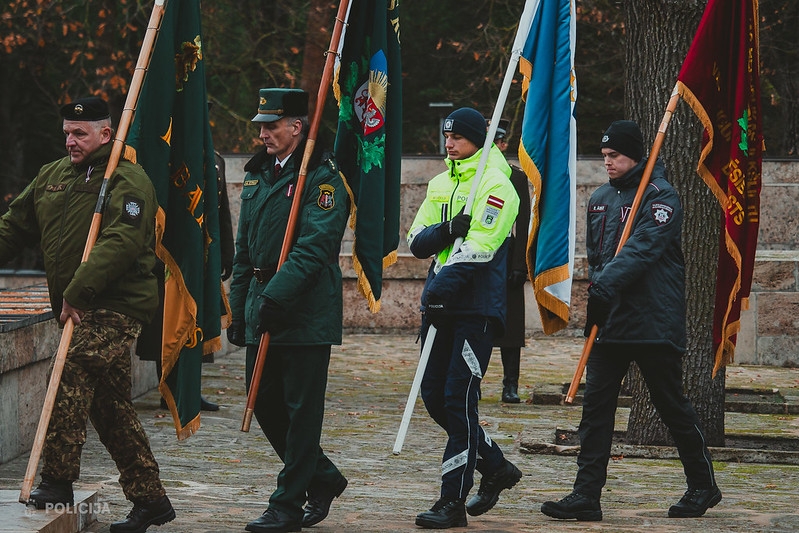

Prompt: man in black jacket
xmin=540 ymin=120 xmax=721 ymax=521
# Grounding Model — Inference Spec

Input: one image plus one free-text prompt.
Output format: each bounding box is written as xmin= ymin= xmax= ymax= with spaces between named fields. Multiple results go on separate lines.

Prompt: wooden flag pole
xmin=241 ymin=0 xmax=351 ymax=432
xmin=392 ymin=0 xmax=539 ymax=455
xmin=564 ymin=86 xmax=681 ymax=404
xmin=19 ymin=0 xmax=168 ymax=504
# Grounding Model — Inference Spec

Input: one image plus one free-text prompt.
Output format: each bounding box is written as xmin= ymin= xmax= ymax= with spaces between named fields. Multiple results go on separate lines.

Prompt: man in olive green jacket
xmin=0 ymin=96 xmax=174 ymax=533
xmin=228 ymin=88 xmax=349 ymax=533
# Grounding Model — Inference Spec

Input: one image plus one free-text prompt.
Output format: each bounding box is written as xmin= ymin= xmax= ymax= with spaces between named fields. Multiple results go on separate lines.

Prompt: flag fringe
xmin=677 ymin=82 xmax=745 ymax=375
xmin=340 ymin=170 xmax=397 ymax=314
xmin=158 ymin=382 xmax=200 ymax=441
xmin=518 ymin=137 xmax=570 ymax=335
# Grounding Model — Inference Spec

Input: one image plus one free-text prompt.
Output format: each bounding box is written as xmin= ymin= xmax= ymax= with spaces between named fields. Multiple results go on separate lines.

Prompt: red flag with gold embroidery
xmin=676 ymin=0 xmax=763 ymax=374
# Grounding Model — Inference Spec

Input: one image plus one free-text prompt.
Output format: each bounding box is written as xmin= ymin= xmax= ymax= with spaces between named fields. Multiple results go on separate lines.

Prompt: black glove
xmin=447 ymin=206 xmax=471 ymax=241
xmin=424 ymin=300 xmax=450 ymax=328
xmin=508 ymin=269 xmax=527 ymax=287
xmin=256 ymin=298 xmax=282 ymax=335
xmin=221 ymin=261 xmax=233 ymax=281
xmin=584 ymin=294 xmax=612 ymax=335
xmin=226 ymin=318 xmax=246 ymax=347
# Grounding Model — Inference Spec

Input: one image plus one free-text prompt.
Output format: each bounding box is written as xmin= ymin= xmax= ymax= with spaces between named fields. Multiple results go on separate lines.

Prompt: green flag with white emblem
xmin=333 ymin=0 xmax=402 ymax=313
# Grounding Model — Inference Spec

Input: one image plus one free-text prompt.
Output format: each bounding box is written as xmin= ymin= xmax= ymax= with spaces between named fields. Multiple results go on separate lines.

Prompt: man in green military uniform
xmin=0 ymin=96 xmax=174 ymax=532
xmin=227 ymin=88 xmax=349 ymax=533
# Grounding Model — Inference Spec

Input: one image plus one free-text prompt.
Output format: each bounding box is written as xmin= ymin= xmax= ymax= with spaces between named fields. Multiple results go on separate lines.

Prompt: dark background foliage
xmin=0 ymin=0 xmax=795 ymax=269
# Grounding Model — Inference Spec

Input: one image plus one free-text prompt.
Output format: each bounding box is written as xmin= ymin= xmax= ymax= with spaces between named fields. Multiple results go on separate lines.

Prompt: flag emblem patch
xmin=318 ymin=184 xmax=335 ymax=210
xmin=482 ymin=195 xmax=505 ymax=227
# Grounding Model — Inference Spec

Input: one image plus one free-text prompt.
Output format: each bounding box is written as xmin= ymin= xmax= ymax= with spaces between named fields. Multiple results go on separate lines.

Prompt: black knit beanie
xmin=600 ymin=120 xmax=644 ymax=162
xmin=443 ymin=107 xmax=487 ymax=148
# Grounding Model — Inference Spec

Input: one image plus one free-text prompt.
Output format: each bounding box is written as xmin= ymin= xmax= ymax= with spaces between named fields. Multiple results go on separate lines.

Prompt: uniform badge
xmin=121 ymin=196 xmax=144 ymax=227
xmin=317 ymin=184 xmax=335 ymax=210
xmin=481 ymin=195 xmax=505 ymax=227
xmin=651 ymin=202 xmax=674 ymax=225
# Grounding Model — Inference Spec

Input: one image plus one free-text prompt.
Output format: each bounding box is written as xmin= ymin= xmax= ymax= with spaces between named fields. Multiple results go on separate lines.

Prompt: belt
xmin=253 ymin=266 xmax=275 ymax=284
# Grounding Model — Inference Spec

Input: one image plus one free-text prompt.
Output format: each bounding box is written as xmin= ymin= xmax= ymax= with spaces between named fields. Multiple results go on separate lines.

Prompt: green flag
xmin=127 ymin=0 xmax=221 ymax=439
xmin=334 ymin=0 xmax=402 ymax=312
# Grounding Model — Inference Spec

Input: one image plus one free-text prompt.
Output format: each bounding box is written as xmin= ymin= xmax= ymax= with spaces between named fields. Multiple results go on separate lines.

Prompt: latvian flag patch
xmin=481 ymin=195 xmax=505 ymax=227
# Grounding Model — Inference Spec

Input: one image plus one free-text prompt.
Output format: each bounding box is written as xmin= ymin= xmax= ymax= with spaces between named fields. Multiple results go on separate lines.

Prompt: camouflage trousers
xmin=42 ymin=309 xmax=165 ymax=502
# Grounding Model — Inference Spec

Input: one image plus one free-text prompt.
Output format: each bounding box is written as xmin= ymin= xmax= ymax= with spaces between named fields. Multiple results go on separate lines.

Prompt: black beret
xmin=60 ymin=96 xmax=110 ymax=121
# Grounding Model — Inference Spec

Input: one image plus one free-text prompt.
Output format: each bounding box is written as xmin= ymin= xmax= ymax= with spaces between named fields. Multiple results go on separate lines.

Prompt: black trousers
xmin=574 ymin=343 xmax=716 ymax=499
xmin=246 ymin=344 xmax=344 ymax=519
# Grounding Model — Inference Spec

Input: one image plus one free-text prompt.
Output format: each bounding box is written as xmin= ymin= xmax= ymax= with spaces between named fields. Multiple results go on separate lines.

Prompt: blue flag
xmin=517 ymin=0 xmax=577 ymax=334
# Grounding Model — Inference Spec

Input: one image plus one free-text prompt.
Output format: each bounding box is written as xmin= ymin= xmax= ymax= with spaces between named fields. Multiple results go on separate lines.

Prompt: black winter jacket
xmin=586 ymin=159 xmax=687 ymax=351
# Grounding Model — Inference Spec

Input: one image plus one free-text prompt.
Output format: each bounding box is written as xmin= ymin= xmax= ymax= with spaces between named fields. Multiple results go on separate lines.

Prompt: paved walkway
xmin=1 ymin=334 xmax=799 ymax=532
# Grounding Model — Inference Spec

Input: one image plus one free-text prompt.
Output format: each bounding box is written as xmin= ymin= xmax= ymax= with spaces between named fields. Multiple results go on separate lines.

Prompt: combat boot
xmin=540 ymin=492 xmax=602 ymax=521
xmin=110 ymin=495 xmax=175 ymax=533
xmin=668 ymin=486 xmax=722 ymax=517
xmin=415 ymin=497 xmax=467 ymax=529
xmin=465 ymin=459 xmax=522 ymax=516
xmin=28 ymin=477 xmax=74 ymax=509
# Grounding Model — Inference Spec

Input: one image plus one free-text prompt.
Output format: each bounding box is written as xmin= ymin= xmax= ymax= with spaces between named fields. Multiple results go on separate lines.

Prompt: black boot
xmin=668 ymin=486 xmax=722 ymax=517
xmin=540 ymin=492 xmax=602 ymax=521
xmin=200 ymin=396 xmax=220 ymax=411
xmin=110 ymin=495 xmax=175 ymax=533
xmin=500 ymin=348 xmax=521 ymax=403
xmin=501 ymin=383 xmax=520 ymax=403
xmin=28 ymin=477 xmax=74 ymax=509
xmin=415 ymin=497 xmax=467 ymax=529
xmin=303 ymin=475 xmax=348 ymax=527
xmin=465 ymin=459 xmax=522 ymax=516
xmin=246 ymin=507 xmax=301 ymax=532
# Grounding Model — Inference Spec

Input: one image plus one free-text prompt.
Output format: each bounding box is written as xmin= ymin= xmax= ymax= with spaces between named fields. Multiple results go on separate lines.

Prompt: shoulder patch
xmin=121 ymin=195 xmax=145 ymax=228
xmin=480 ymin=195 xmax=505 ymax=227
xmin=317 ymin=184 xmax=335 ymax=210
xmin=651 ymin=202 xmax=674 ymax=225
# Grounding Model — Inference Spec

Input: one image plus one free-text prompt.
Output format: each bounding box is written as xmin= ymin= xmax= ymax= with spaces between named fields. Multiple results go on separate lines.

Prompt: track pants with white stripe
xmin=420 ymin=316 xmax=508 ymax=500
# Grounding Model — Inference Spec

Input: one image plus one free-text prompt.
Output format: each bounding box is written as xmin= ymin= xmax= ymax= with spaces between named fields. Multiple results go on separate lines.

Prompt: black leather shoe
xmin=28 ymin=478 xmax=74 ymax=509
xmin=245 ymin=507 xmax=301 ymax=532
xmin=668 ymin=486 xmax=722 ymax=518
xmin=110 ymin=495 xmax=175 ymax=533
xmin=415 ymin=497 xmax=467 ymax=529
xmin=465 ymin=459 xmax=522 ymax=516
xmin=303 ymin=475 xmax=348 ymax=527
xmin=200 ymin=396 xmax=220 ymax=411
xmin=540 ymin=492 xmax=602 ymax=521
xmin=501 ymin=384 xmax=520 ymax=403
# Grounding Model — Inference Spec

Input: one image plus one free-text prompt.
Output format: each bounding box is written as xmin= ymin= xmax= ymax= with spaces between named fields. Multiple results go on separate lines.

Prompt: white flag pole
xmin=393 ymin=0 xmax=540 ymax=455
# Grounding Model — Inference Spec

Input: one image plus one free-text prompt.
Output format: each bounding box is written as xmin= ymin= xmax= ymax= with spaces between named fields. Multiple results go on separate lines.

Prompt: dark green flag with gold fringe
xmin=128 ymin=0 xmax=221 ymax=439
xmin=334 ymin=0 xmax=402 ymax=313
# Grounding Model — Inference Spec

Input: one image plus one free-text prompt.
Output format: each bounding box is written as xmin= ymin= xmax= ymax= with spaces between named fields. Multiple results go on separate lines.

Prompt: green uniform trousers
xmin=246 ymin=344 xmax=344 ymax=520
xmin=43 ymin=309 xmax=165 ymax=502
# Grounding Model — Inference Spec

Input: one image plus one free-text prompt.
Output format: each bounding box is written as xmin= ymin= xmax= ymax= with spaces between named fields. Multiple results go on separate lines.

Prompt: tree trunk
xmin=624 ymin=0 xmax=726 ymax=447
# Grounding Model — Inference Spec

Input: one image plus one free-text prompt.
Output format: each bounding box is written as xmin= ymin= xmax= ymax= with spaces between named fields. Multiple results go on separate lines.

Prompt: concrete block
xmin=757 ymin=335 xmax=799 ymax=367
xmin=757 ymin=292 xmax=799 ymax=336
xmin=752 ymin=259 xmax=797 ymax=291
